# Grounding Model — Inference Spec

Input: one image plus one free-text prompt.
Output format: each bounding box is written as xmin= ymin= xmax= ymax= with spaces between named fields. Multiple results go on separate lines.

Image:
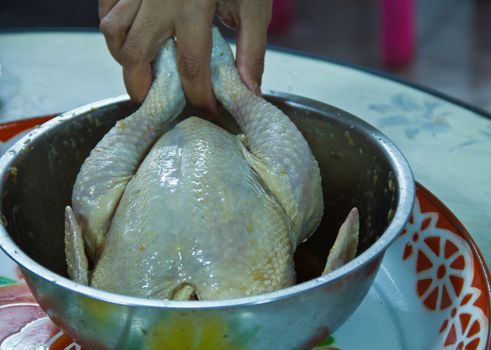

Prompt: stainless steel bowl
xmin=0 ymin=92 xmax=414 ymax=350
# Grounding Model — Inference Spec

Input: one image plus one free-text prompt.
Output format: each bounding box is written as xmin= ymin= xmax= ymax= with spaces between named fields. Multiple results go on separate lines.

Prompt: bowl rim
xmin=0 ymin=91 xmax=415 ymax=309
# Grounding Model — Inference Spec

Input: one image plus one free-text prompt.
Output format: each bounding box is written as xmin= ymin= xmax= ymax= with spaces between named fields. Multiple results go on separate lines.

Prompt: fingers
xmin=101 ymin=0 xmax=268 ymax=108
xmin=98 ymin=0 xmax=118 ymax=19
xmin=175 ymin=1 xmax=217 ymax=111
xmin=119 ymin=0 xmax=175 ymax=102
xmin=99 ymin=0 xmax=142 ymax=63
xmin=121 ymin=0 xmax=174 ymax=68
xmin=100 ymin=0 xmax=152 ymax=103
xmin=216 ymin=0 xmax=240 ymax=30
xmin=123 ymin=63 xmax=153 ymax=103
xmin=235 ymin=0 xmax=272 ymax=95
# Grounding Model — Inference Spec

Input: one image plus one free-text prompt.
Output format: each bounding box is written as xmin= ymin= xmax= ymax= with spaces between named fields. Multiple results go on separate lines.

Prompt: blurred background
xmin=1 ymin=0 xmax=490 ymax=112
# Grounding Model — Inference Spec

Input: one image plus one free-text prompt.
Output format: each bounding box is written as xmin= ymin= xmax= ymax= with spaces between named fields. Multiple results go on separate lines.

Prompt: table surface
xmin=0 ymin=31 xmax=490 ymax=269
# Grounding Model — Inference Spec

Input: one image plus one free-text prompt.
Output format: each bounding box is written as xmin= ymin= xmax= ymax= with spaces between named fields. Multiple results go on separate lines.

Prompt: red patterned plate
xmin=0 ymin=117 xmax=489 ymax=350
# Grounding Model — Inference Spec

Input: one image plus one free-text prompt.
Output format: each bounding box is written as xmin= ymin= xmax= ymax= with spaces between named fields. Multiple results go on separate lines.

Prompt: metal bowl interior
xmin=0 ymin=92 xmax=415 ymax=348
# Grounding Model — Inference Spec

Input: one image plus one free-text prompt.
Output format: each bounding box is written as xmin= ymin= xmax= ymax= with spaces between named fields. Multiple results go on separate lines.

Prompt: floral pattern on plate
xmin=369 ymin=93 xmax=450 ymax=139
xmin=398 ymin=185 xmax=490 ymax=350
xmin=369 ymin=93 xmax=491 ymax=150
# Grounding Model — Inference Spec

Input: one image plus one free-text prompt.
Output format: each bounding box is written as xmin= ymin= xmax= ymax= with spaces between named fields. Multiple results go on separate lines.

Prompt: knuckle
xmin=99 ymin=13 xmax=125 ymax=38
xmin=120 ymin=40 xmax=142 ymax=66
xmin=99 ymin=15 xmax=118 ymax=37
xmin=179 ymin=0 xmax=215 ymax=21
xmin=139 ymin=15 xmax=153 ymax=34
xmin=179 ymin=52 xmax=206 ymax=81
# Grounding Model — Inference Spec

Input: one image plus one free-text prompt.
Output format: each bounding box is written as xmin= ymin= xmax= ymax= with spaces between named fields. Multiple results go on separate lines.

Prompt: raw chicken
xmin=65 ymin=28 xmax=358 ymax=300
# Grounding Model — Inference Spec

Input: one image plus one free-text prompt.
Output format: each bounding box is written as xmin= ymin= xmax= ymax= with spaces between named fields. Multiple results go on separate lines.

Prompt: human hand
xmin=98 ymin=0 xmax=272 ymax=111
